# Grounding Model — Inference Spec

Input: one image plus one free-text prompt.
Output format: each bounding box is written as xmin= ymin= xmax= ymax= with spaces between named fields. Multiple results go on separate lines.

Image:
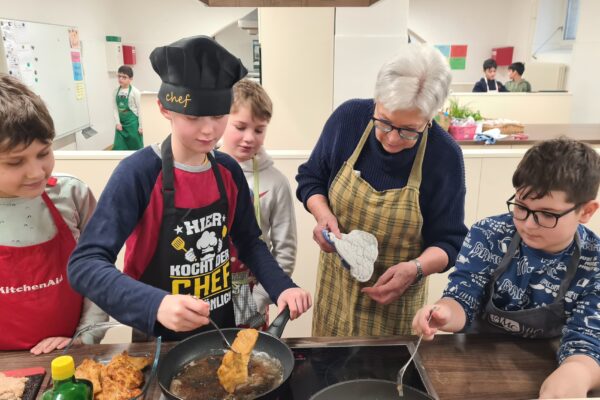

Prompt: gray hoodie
xmin=236 ymin=147 xmax=297 ymax=312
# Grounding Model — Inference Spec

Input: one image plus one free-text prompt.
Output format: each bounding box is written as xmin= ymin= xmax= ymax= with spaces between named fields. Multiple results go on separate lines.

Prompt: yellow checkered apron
xmin=312 ymin=120 xmax=428 ymax=336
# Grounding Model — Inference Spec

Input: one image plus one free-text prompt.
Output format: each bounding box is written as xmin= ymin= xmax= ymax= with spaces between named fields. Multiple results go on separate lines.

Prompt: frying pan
xmin=157 ymin=308 xmax=294 ymax=400
xmin=309 ymin=379 xmax=435 ymax=400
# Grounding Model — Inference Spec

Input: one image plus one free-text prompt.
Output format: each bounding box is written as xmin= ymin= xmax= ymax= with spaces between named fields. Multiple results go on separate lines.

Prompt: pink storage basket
xmin=448 ymin=124 xmax=477 ymax=140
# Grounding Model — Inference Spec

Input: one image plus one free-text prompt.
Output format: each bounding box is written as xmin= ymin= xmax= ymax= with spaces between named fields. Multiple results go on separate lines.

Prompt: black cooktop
xmin=158 ymin=343 xmax=433 ymax=400
xmin=275 ymin=343 xmax=431 ymax=399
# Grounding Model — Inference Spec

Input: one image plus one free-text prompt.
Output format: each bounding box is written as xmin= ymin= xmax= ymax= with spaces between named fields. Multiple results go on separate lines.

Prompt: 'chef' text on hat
xmin=150 ymin=35 xmax=248 ymax=116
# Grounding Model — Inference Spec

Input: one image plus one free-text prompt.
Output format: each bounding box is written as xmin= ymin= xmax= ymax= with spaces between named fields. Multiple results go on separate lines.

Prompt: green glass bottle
xmin=42 ymin=355 xmax=93 ymax=400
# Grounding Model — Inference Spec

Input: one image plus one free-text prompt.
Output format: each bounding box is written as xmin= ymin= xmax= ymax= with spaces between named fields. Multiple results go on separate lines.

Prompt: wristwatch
xmin=410 ymin=259 xmax=424 ymax=286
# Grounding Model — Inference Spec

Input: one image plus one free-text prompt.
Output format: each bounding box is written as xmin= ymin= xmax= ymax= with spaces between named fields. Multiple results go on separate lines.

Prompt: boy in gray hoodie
xmin=220 ymin=79 xmax=297 ymax=327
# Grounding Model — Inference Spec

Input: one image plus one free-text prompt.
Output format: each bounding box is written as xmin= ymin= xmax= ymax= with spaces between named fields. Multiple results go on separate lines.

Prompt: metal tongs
xmin=397 ymin=306 xmax=437 ymax=398
xmin=209 ymin=318 xmax=239 ymax=354
xmin=190 ymin=294 xmax=239 ymax=354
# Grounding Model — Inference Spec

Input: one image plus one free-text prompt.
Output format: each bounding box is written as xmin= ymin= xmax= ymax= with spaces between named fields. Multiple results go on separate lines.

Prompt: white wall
xmin=333 ymin=0 xmax=409 ymax=107
xmin=409 ymin=0 xmax=537 ymax=84
xmin=532 ymin=0 xmax=568 ymax=56
xmin=111 ymin=0 xmax=253 ymax=92
xmin=214 ymin=20 xmax=256 ymax=74
xmin=2 ymin=0 xmax=255 ymax=150
xmin=569 ymin=0 xmax=600 ymax=123
xmin=259 ymin=8 xmax=335 ymax=151
xmin=1 ymin=0 xmax=119 ymax=150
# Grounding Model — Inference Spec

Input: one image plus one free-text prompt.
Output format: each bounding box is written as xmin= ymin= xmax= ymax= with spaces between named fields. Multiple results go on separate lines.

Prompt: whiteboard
xmin=0 ymin=19 xmax=90 ymax=138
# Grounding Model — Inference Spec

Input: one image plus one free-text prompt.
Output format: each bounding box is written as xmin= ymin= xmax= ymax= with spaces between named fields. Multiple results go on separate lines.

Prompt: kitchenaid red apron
xmin=0 ymin=190 xmax=83 ymax=350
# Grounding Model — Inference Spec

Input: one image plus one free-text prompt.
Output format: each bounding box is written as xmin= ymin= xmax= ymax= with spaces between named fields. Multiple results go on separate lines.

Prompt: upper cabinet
xmin=198 ymin=0 xmax=379 ymax=6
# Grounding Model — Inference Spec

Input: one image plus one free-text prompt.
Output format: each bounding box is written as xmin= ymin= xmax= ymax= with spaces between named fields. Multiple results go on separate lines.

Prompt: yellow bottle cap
xmin=51 ymin=355 xmax=75 ymax=381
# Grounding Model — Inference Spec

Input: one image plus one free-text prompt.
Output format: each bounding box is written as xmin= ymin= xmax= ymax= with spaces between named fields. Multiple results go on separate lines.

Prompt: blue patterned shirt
xmin=444 ymin=213 xmax=600 ymax=365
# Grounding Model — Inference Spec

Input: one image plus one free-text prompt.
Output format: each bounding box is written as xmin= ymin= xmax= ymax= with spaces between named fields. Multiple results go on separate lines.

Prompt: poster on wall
xmin=435 ymin=44 xmax=467 ymax=70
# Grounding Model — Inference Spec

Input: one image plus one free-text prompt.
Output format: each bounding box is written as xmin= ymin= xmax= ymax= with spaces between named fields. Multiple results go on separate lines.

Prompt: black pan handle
xmin=266 ymin=307 xmax=290 ymax=338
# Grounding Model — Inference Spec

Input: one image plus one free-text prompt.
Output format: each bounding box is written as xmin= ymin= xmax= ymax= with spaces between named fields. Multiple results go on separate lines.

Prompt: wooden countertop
xmin=3 ymin=333 xmax=595 ymax=400
xmin=457 ymin=124 xmax=600 ymax=146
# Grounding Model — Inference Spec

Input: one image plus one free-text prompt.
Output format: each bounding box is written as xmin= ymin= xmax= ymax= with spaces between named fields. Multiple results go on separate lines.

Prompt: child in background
xmin=505 ymin=62 xmax=532 ymax=92
xmin=413 ymin=138 xmax=600 ymax=398
xmin=68 ymin=36 xmax=311 ymax=342
xmin=0 ymin=74 xmax=107 ymax=354
xmin=113 ymin=65 xmax=143 ymax=150
xmin=472 ymin=58 xmax=507 ymax=92
xmin=220 ymin=79 xmax=297 ymax=327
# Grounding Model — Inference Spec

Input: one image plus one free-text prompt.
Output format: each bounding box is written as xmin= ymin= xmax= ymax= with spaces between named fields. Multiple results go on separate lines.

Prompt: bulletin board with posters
xmin=0 ymin=18 xmax=90 ymax=137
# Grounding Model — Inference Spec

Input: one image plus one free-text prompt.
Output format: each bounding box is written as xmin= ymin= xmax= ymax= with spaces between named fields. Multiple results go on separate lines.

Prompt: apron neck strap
xmin=347 ymin=118 xmax=429 ymax=190
xmin=347 ymin=120 xmax=373 ymax=167
xmin=406 ymin=129 xmax=428 ymax=189
xmin=252 ymin=157 xmax=261 ymax=226
xmin=160 ymin=135 xmax=227 ymax=211
xmin=161 ymin=135 xmax=176 ymax=210
xmin=491 ymin=231 xmax=582 ymax=299
xmin=556 ymin=233 xmax=581 ymax=299
xmin=117 ymin=85 xmax=132 ymax=96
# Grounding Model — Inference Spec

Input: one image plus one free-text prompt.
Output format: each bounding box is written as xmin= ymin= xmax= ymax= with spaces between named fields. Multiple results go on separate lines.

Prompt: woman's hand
xmin=156 ymin=294 xmax=210 ymax=332
xmin=277 ymin=288 xmax=312 ymax=320
xmin=307 ymin=195 xmax=341 ymax=253
xmin=116 ymin=123 xmax=123 ymax=131
xmin=30 ymin=336 xmax=73 ymax=355
xmin=312 ymin=213 xmax=341 ymax=253
xmin=361 ymin=261 xmax=417 ymax=304
xmin=411 ymin=304 xmax=451 ymax=340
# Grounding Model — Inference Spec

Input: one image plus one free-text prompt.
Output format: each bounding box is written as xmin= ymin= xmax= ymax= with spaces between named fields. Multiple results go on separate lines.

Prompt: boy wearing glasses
xmin=113 ymin=65 xmax=143 ymax=150
xmin=413 ymin=138 xmax=600 ymax=398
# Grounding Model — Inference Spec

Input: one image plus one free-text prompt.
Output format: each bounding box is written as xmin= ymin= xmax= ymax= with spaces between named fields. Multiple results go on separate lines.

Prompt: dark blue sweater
xmin=296 ymin=99 xmax=468 ymax=269
xmin=68 ymin=147 xmax=295 ymax=336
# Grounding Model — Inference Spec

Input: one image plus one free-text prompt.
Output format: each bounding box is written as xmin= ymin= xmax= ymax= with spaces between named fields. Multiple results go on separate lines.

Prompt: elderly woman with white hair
xmin=296 ymin=44 xmax=468 ymax=336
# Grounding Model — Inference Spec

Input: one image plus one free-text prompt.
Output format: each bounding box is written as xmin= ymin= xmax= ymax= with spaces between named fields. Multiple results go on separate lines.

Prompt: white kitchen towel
xmin=323 ymin=229 xmax=378 ymax=282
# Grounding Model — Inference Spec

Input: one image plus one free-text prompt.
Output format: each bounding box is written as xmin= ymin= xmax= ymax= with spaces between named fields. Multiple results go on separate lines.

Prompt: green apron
xmin=113 ymin=86 xmax=143 ymax=150
xmin=312 ymin=120 xmax=428 ymax=336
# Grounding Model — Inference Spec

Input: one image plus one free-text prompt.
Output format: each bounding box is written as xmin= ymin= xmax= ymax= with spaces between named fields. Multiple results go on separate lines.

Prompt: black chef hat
xmin=150 ymin=35 xmax=248 ymax=116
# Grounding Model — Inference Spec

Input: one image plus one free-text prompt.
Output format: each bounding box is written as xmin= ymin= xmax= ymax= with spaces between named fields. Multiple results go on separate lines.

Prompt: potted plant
xmin=446 ymin=99 xmax=483 ymax=140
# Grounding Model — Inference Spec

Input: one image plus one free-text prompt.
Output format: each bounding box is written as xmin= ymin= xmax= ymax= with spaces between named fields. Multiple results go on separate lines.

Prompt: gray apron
xmin=467 ymin=232 xmax=580 ymax=338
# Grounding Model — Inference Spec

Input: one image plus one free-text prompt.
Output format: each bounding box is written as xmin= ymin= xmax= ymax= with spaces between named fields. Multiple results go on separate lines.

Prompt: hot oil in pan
xmin=170 ymin=351 xmax=283 ymax=400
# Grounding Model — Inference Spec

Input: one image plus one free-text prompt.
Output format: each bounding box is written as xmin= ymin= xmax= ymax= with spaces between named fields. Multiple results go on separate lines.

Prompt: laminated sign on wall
xmin=0 ymin=19 xmax=90 ymax=137
xmin=435 ymin=44 xmax=468 ymax=70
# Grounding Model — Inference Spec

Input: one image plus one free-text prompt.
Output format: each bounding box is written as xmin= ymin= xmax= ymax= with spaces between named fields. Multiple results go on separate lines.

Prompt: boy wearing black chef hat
xmin=68 ymin=36 xmax=311 ymax=341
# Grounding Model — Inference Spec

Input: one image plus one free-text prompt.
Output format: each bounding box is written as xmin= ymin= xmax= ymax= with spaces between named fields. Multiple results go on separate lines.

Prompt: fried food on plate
xmin=75 ymin=358 xmax=103 ymax=395
xmin=75 ymin=350 xmax=150 ymax=399
xmin=111 ymin=352 xmax=151 ymax=371
xmin=96 ymin=377 xmax=142 ymax=400
xmin=217 ymin=328 xmax=259 ymax=393
xmin=102 ymin=356 xmax=144 ymax=390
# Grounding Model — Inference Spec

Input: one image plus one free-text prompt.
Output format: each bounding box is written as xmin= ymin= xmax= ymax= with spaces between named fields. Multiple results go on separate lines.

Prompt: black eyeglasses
xmin=506 ymin=194 xmax=581 ymax=228
xmin=371 ymin=117 xmax=430 ymax=141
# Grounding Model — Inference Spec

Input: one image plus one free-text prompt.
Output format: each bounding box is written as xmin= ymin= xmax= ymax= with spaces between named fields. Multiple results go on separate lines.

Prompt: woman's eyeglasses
xmin=506 ymin=194 xmax=581 ymax=228
xmin=371 ymin=117 xmax=430 ymax=141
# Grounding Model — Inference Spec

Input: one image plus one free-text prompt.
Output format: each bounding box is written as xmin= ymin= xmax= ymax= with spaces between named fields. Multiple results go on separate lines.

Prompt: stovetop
xmin=276 ymin=343 xmax=430 ymax=399
xmin=159 ymin=343 xmax=433 ymax=400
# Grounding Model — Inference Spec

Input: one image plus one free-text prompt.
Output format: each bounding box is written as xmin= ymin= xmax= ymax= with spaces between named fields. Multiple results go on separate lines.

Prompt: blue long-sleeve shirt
xmin=444 ymin=213 xmax=600 ymax=365
xmin=68 ymin=145 xmax=296 ymax=335
xmin=296 ymin=98 xmax=468 ymax=269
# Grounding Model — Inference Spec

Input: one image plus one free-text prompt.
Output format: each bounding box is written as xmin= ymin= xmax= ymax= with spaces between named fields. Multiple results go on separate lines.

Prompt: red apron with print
xmin=0 ymin=191 xmax=83 ymax=350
